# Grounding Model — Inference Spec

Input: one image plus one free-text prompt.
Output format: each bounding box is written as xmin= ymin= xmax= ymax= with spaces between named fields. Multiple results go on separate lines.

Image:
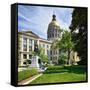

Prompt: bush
xmin=58 ymin=55 xmax=67 ymax=65
xmin=47 ymin=65 xmax=64 ymax=70
xmin=64 ymin=65 xmax=86 ymax=73
xmin=43 ymin=66 xmax=66 ymax=74
xmin=77 ymin=60 xmax=87 ymax=65
xmin=18 ymin=68 xmax=38 ymax=82
xmin=43 ymin=65 xmax=86 ymax=74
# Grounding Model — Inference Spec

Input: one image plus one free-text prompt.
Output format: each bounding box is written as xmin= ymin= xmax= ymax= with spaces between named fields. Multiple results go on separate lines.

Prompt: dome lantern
xmin=49 ymin=14 xmax=60 ymax=27
xmin=52 ymin=14 xmax=56 ymax=21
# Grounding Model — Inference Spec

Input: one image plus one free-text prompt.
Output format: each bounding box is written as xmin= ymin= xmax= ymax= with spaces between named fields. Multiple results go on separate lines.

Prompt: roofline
xmin=18 ymin=31 xmax=40 ymax=38
xmin=18 ymin=30 xmax=52 ymax=44
xmin=39 ymin=38 xmax=52 ymax=44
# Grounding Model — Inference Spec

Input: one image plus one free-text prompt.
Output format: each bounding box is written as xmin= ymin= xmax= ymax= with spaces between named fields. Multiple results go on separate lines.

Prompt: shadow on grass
xmin=64 ymin=65 xmax=86 ymax=74
xmin=43 ymin=65 xmax=86 ymax=74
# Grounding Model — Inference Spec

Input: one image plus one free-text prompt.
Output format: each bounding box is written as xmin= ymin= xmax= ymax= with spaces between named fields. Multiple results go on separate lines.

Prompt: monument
xmin=30 ymin=55 xmax=40 ymax=69
xmin=30 ymin=44 xmax=44 ymax=71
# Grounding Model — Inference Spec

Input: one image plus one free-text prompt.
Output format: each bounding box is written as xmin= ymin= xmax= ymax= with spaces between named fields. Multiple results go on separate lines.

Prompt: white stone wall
xmin=18 ymin=33 xmax=51 ymax=66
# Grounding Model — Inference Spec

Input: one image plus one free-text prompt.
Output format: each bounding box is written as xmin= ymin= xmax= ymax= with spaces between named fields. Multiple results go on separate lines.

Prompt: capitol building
xmin=18 ymin=14 xmax=79 ymax=66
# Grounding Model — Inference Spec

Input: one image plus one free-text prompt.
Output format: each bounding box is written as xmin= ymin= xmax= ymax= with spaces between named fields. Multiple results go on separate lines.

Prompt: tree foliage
xmin=53 ymin=30 xmax=74 ymax=65
xmin=32 ymin=45 xmax=49 ymax=64
xmin=39 ymin=47 xmax=49 ymax=63
xmin=70 ymin=8 xmax=87 ymax=65
xmin=58 ymin=54 xmax=67 ymax=65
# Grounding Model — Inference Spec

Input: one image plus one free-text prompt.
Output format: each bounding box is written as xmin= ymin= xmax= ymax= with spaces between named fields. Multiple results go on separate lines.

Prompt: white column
xmin=27 ymin=38 xmax=29 ymax=60
xmin=27 ymin=54 xmax=29 ymax=59
xmin=27 ymin=38 xmax=29 ymax=52
xmin=21 ymin=36 xmax=23 ymax=51
xmin=20 ymin=37 xmax=24 ymax=66
xmin=21 ymin=53 xmax=23 ymax=66
xmin=32 ymin=39 xmax=34 ymax=51
xmin=37 ymin=39 xmax=39 ymax=46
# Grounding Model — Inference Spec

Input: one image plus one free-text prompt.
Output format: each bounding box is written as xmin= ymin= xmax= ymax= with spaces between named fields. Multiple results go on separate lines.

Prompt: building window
xmin=56 ymin=56 xmax=57 ymax=60
xmin=29 ymin=46 xmax=32 ymax=51
xmin=23 ymin=37 xmax=27 ymax=44
xmin=29 ymin=55 xmax=32 ymax=59
xmin=23 ymin=37 xmax=27 ymax=51
xmin=29 ymin=39 xmax=32 ymax=51
xmin=50 ymin=50 xmax=52 ymax=55
xmin=23 ymin=44 xmax=27 ymax=51
xmin=23 ymin=54 xmax=27 ymax=59
xmin=55 ymin=33 xmax=57 ymax=37
xmin=50 ymin=57 xmax=52 ymax=60
xmin=50 ymin=33 xmax=51 ymax=38
xmin=52 ymin=33 xmax=54 ymax=37
xmin=56 ymin=50 xmax=57 ymax=54
xmin=34 ymin=40 xmax=37 ymax=45
xmin=29 ymin=39 xmax=32 ymax=46
xmin=53 ymin=50 xmax=55 ymax=55
xmin=47 ymin=45 xmax=49 ymax=48
xmin=47 ymin=50 xmax=49 ymax=55
xmin=23 ymin=61 xmax=27 ymax=65
xmin=43 ymin=44 xmax=45 ymax=48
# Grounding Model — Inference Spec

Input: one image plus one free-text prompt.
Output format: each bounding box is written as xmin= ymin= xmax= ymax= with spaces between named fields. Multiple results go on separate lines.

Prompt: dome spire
xmin=52 ymin=14 xmax=56 ymax=21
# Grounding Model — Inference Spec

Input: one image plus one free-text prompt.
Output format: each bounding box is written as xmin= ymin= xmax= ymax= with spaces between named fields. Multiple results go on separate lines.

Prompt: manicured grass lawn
xmin=30 ymin=65 xmax=87 ymax=84
xmin=18 ymin=68 xmax=38 ymax=82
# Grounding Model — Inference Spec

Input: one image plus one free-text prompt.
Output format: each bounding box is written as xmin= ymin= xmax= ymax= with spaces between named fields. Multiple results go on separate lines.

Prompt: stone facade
xmin=18 ymin=31 xmax=52 ymax=66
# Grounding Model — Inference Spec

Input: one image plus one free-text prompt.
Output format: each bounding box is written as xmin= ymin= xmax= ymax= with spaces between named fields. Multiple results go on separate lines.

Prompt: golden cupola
xmin=49 ymin=14 xmax=60 ymax=27
xmin=47 ymin=14 xmax=61 ymax=41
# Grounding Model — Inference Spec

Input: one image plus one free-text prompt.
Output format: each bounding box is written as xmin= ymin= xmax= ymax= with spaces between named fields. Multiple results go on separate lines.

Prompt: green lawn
xmin=18 ymin=68 xmax=38 ymax=82
xmin=30 ymin=65 xmax=87 ymax=84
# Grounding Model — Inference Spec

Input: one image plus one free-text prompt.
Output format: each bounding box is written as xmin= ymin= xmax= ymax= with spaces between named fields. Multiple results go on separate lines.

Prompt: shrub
xmin=43 ymin=66 xmax=66 ymax=74
xmin=58 ymin=55 xmax=67 ymax=65
xmin=18 ymin=68 xmax=38 ymax=82
xmin=64 ymin=65 xmax=86 ymax=73
xmin=43 ymin=65 xmax=86 ymax=74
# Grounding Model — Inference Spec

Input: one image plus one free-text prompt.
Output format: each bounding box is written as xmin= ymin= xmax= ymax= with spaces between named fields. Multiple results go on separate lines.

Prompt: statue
xmin=30 ymin=44 xmax=45 ymax=71
xmin=34 ymin=44 xmax=40 ymax=55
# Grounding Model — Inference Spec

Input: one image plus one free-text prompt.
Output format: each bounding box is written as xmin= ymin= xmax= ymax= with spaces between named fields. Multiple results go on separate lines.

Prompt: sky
xmin=18 ymin=5 xmax=74 ymax=39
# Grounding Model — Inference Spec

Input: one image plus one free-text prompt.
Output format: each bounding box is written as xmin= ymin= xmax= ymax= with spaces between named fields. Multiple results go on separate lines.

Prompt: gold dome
xmin=49 ymin=14 xmax=60 ymax=27
xmin=49 ymin=20 xmax=60 ymax=27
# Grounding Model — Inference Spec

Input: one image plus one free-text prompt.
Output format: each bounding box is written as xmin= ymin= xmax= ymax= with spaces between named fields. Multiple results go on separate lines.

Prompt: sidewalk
xmin=18 ymin=73 xmax=42 ymax=85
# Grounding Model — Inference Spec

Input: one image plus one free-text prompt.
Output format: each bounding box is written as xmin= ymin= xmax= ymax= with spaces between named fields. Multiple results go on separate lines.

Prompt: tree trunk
xmin=67 ymin=48 xmax=70 ymax=65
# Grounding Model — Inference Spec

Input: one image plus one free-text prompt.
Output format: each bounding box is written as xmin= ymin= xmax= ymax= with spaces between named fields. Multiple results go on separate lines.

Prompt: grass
xmin=30 ymin=65 xmax=87 ymax=84
xmin=18 ymin=68 xmax=38 ymax=82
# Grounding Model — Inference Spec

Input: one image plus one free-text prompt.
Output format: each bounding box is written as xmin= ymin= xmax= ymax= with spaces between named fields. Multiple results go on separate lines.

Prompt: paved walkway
xmin=18 ymin=73 xmax=42 ymax=85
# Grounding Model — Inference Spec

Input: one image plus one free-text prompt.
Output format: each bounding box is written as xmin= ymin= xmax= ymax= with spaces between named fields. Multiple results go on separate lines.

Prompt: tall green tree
xmin=53 ymin=30 xmax=74 ymax=65
xmin=39 ymin=47 xmax=49 ymax=63
xmin=69 ymin=8 xmax=87 ymax=65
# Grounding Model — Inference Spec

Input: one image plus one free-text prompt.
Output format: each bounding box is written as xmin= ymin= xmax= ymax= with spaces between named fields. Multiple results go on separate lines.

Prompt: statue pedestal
xmin=30 ymin=56 xmax=40 ymax=69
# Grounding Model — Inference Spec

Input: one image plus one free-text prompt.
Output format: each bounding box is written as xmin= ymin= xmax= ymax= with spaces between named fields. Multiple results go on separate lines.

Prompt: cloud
xmin=18 ymin=5 xmax=73 ymax=39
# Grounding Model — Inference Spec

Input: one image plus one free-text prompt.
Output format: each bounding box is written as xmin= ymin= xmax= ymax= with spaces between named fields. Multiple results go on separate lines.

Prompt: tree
xmin=39 ymin=47 xmax=49 ymax=64
xmin=58 ymin=54 xmax=67 ymax=65
xmin=69 ymin=8 xmax=87 ymax=65
xmin=32 ymin=46 xmax=49 ymax=64
xmin=53 ymin=30 xmax=74 ymax=65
